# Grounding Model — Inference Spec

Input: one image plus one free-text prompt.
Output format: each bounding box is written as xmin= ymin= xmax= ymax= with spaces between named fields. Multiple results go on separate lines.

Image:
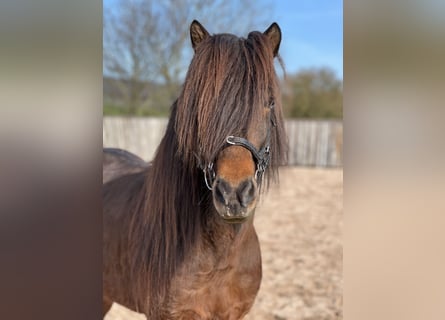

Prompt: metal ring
xmin=203 ymin=163 xmax=214 ymax=190
xmin=226 ymin=136 xmax=236 ymax=145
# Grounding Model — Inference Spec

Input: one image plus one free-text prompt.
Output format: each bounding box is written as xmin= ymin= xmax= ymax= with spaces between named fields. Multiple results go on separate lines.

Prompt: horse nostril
xmin=237 ymin=179 xmax=256 ymax=208
xmin=214 ymin=179 xmax=232 ymax=205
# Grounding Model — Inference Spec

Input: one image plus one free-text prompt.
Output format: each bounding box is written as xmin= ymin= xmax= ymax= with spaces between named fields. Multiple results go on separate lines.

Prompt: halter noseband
xmin=202 ymin=121 xmax=273 ymax=191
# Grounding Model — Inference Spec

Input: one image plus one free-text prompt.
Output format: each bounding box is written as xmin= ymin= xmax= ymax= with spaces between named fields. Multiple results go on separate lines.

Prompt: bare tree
xmin=103 ymin=0 xmax=273 ymax=114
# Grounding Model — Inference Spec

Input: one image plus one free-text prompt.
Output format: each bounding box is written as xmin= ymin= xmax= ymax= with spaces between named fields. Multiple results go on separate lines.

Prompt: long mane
xmin=127 ymin=30 xmax=287 ymax=317
xmin=175 ymin=31 xmax=287 ymax=181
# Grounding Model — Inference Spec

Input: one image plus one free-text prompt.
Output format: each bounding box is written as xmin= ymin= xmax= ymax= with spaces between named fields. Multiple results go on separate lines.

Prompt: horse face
xmin=189 ymin=20 xmax=282 ymax=223
xmin=211 ymin=107 xmax=273 ymax=223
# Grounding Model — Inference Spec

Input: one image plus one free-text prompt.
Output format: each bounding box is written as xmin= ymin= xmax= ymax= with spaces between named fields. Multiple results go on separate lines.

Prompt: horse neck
xmin=201 ymin=207 xmax=257 ymax=253
xmin=133 ymin=114 xmax=207 ymax=315
xmin=145 ymin=112 xmax=208 ymax=249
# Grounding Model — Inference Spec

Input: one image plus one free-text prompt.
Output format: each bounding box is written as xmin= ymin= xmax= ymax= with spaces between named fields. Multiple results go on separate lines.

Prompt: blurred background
xmin=103 ymin=0 xmax=342 ymax=118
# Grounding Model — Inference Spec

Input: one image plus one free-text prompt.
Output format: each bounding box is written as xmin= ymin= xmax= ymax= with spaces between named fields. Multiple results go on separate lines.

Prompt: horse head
xmin=176 ymin=20 xmax=287 ymax=223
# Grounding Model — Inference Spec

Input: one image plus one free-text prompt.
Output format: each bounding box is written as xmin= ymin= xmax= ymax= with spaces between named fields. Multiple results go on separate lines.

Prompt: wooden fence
xmin=103 ymin=117 xmax=342 ymax=167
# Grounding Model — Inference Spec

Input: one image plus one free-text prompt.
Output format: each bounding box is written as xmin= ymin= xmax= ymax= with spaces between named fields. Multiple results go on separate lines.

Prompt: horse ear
xmin=263 ymin=22 xmax=281 ymax=57
xmin=190 ymin=20 xmax=210 ymax=51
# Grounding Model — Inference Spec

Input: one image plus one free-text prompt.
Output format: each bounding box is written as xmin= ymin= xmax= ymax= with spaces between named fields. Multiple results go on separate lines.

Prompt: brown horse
xmin=103 ymin=20 xmax=287 ymax=319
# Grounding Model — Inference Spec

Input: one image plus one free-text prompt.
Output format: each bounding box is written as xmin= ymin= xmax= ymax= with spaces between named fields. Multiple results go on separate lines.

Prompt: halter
xmin=202 ymin=112 xmax=275 ymax=191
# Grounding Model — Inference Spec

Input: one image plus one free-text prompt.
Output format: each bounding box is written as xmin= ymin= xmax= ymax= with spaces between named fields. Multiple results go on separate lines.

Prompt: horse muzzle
xmin=212 ymin=177 xmax=258 ymax=223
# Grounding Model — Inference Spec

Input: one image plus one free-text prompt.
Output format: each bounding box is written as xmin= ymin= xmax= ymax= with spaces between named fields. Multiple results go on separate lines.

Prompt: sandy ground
xmin=105 ymin=167 xmax=343 ymax=320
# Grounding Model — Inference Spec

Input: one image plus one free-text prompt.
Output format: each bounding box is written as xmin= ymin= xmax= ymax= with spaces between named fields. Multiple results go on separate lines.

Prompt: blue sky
xmin=271 ymin=1 xmax=343 ymax=78
xmin=104 ymin=0 xmax=343 ymax=79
